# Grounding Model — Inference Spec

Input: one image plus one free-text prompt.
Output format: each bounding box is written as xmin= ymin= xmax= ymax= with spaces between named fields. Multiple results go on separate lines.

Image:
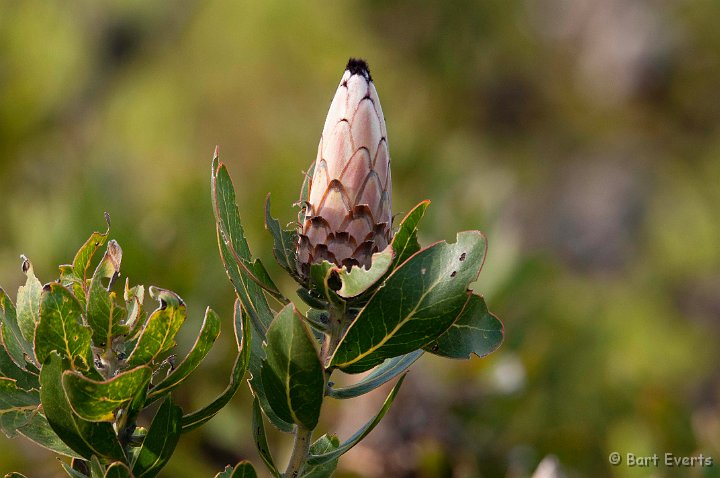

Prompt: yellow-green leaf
xmin=62 ymin=366 xmax=151 ymax=422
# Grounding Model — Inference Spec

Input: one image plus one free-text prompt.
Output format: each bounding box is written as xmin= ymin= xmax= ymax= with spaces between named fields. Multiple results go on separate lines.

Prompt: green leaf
xmin=125 ymin=288 xmax=186 ymax=367
xmin=301 ymin=434 xmax=340 ymax=478
xmin=308 ymin=261 xmax=341 ymax=305
xmin=62 ymin=218 xmax=111 ymax=285
xmin=296 ymin=288 xmax=327 ymax=311
xmin=16 ymin=257 xmax=43 ymax=346
xmin=146 ymin=307 xmax=221 ymax=402
xmin=336 ymin=247 xmax=394 ymax=298
xmin=215 ymin=461 xmax=258 ymax=478
xmin=131 ymin=397 xmax=181 ymax=478
xmin=62 ymin=366 xmax=152 ymax=422
xmin=331 ymin=231 xmax=487 ymax=373
xmin=390 ymin=200 xmax=430 ymax=268
xmin=265 ymin=194 xmax=300 ymax=280
xmin=211 ymin=153 xmax=275 ymax=335
xmin=210 ymin=154 xmax=292 ymax=432
xmin=304 ymin=309 xmax=329 ymax=334
xmin=307 ymin=375 xmax=406 ymax=466
xmin=5 ymin=473 xmax=30 ymax=478
xmin=424 ymin=294 xmax=503 ymax=359
xmin=0 ymin=408 xmax=80 ymax=458
xmin=247 ymin=320 xmax=293 ymax=433
xmin=327 ymin=350 xmax=423 ymax=399
xmin=40 ymin=353 xmax=125 ymax=461
xmin=104 ymin=462 xmax=133 ymax=478
xmin=180 ymin=299 xmax=250 ymax=432
xmin=35 ymin=283 xmax=93 ymax=371
xmin=298 ymin=161 xmax=315 ymax=213
xmin=89 ymin=456 xmax=105 ymax=478
xmin=0 ymin=377 xmax=39 ymax=409
xmin=247 ymin=258 xmax=287 ymax=304
xmin=87 ymin=241 xmax=127 ymax=349
xmin=260 ymin=304 xmax=324 ymax=429
xmin=251 ymin=398 xmax=279 ymax=478
xmin=0 ymin=288 xmax=35 ymax=369
xmin=61 ymin=461 xmax=90 ymax=478
xmin=123 ymin=282 xmax=145 ymax=338
xmin=0 ymin=344 xmax=39 ymax=391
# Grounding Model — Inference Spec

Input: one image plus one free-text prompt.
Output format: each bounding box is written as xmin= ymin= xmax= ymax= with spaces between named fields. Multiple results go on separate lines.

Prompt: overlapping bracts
xmin=297 ymin=59 xmax=392 ymax=277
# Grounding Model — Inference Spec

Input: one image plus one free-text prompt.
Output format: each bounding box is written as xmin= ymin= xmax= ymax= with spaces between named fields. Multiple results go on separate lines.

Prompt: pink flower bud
xmin=298 ymin=59 xmax=392 ymax=276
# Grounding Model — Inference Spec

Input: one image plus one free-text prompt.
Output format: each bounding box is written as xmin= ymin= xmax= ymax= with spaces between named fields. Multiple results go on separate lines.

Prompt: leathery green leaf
xmin=89 ymin=456 xmax=105 ymax=478
xmin=60 ymin=219 xmax=110 ymax=288
xmin=336 ymin=247 xmax=394 ymax=298
xmin=247 ymin=318 xmax=294 ymax=432
xmin=61 ymin=461 xmax=90 ymax=478
xmin=0 ymin=407 xmax=80 ymax=458
xmin=180 ymin=299 xmax=250 ymax=432
xmin=0 ymin=338 xmax=39 ymax=391
xmin=40 ymin=353 xmax=125 ymax=461
xmin=251 ymin=398 xmax=279 ymax=478
xmin=211 ymin=151 xmax=275 ymax=334
xmin=104 ymin=462 xmax=133 ymax=478
xmin=16 ymin=256 xmax=43 ymax=346
xmin=132 ymin=397 xmax=181 ymax=478
xmin=146 ymin=307 xmax=221 ymax=403
xmin=123 ymin=281 xmax=145 ymax=336
xmin=327 ymin=350 xmax=423 ymax=399
xmin=265 ymin=194 xmax=300 ymax=280
xmin=0 ymin=288 xmax=35 ymax=369
xmin=215 ymin=461 xmax=258 ymax=478
xmin=62 ymin=366 xmax=151 ymax=422
xmin=301 ymin=434 xmax=340 ymax=478
xmin=87 ymin=240 xmax=127 ymax=349
xmin=331 ymin=231 xmax=487 ymax=373
xmin=35 ymin=283 xmax=93 ymax=371
xmin=298 ymin=161 xmax=315 ymax=217
xmin=307 ymin=374 xmax=407 ymax=466
xmin=125 ymin=288 xmax=186 ymax=367
xmin=390 ymin=200 xmax=430 ymax=269
xmin=308 ymin=261 xmax=340 ymax=305
xmin=0 ymin=377 xmax=39 ymax=409
xmin=424 ymin=294 xmax=503 ymax=359
xmin=260 ymin=304 xmax=324 ymax=429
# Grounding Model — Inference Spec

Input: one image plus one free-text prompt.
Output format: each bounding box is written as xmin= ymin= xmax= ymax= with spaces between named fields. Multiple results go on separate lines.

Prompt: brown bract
xmin=297 ymin=59 xmax=392 ymax=278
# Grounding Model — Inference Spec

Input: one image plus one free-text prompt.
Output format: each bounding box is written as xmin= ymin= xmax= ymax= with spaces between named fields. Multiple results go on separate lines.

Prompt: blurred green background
xmin=1 ymin=1 xmax=719 ymax=477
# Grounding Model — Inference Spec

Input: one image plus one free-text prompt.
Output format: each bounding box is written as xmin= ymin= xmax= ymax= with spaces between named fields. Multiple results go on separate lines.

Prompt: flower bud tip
xmin=346 ymin=58 xmax=372 ymax=82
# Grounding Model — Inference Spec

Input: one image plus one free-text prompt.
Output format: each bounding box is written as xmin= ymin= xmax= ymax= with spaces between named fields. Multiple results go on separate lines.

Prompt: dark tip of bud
xmin=346 ymin=58 xmax=372 ymax=82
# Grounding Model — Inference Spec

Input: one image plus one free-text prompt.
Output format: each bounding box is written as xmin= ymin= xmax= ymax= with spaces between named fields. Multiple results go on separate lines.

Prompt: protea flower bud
xmin=297 ymin=58 xmax=392 ymax=277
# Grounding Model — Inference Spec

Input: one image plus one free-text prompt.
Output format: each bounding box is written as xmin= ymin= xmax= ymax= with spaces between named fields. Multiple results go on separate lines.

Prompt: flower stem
xmin=284 ymin=425 xmax=313 ymax=478
xmin=321 ymin=303 xmax=345 ymax=368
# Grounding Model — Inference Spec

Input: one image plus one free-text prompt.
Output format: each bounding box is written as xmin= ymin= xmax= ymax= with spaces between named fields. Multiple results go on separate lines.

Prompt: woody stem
xmin=284 ymin=425 xmax=313 ymax=478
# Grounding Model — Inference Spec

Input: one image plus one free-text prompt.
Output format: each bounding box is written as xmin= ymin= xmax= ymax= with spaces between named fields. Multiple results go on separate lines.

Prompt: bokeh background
xmin=1 ymin=1 xmax=719 ymax=477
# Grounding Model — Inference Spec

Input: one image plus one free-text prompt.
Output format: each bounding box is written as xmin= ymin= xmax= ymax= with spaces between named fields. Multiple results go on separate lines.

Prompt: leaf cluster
xmin=0 ymin=222 xmax=250 ymax=478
